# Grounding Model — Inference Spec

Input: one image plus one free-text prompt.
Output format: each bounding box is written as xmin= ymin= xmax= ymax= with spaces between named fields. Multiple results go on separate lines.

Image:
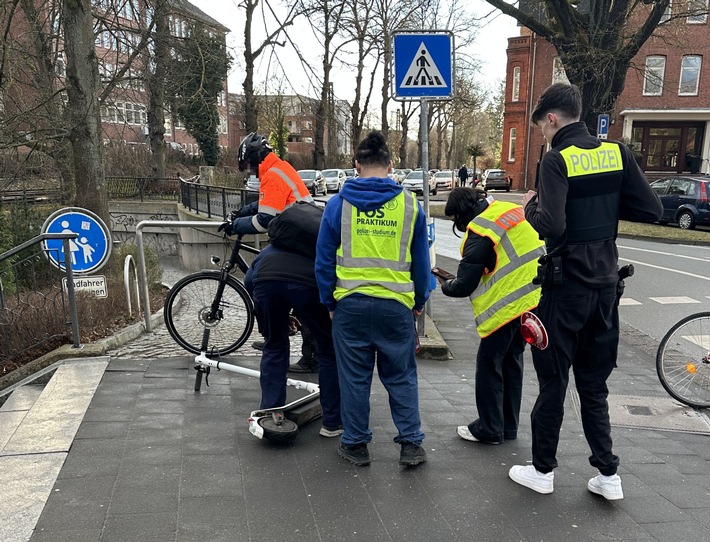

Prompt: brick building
xmin=502 ymin=12 xmax=710 ymax=191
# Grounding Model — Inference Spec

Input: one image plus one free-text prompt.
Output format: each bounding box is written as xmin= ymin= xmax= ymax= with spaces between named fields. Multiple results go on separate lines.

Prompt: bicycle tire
xmin=164 ymin=271 xmax=255 ymax=355
xmin=656 ymin=312 xmax=710 ymax=408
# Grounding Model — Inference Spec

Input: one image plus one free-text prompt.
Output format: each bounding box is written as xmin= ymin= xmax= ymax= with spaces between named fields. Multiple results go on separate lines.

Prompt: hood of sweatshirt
xmin=339 ymin=176 xmax=403 ymax=211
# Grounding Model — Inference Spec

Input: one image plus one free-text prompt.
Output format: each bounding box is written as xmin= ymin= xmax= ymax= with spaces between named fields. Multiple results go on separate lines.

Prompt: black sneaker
xmin=399 ymin=442 xmax=427 ymax=467
xmin=251 ymin=340 xmax=264 ymax=351
xmin=337 ymin=442 xmax=371 ymax=466
xmin=288 ymin=358 xmax=319 ymax=373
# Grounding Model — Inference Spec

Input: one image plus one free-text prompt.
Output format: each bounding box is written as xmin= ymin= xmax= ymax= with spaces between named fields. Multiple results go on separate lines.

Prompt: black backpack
xmin=267 ymin=201 xmax=324 ymax=260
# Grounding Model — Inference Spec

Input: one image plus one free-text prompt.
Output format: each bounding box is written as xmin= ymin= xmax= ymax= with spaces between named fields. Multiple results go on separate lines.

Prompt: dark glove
xmin=217 ymin=220 xmax=235 ymax=236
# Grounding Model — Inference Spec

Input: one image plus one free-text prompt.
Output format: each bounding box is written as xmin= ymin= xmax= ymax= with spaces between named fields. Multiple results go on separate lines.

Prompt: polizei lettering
xmin=562 ymin=144 xmax=623 ymax=177
xmin=355 ymin=208 xmax=398 ymax=227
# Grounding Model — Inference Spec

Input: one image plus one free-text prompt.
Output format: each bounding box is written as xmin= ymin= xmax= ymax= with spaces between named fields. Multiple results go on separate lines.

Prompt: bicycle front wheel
xmin=656 ymin=312 xmax=710 ymax=408
xmin=164 ymin=272 xmax=255 ymax=355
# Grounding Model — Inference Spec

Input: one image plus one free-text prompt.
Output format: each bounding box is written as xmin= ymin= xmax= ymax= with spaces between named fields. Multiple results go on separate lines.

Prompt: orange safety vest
xmin=257 ymin=153 xmax=313 ymax=218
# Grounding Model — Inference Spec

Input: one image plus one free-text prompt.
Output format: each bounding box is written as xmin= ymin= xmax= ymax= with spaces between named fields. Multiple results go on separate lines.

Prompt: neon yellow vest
xmin=334 ymin=191 xmax=418 ymax=308
xmin=464 ymin=200 xmax=545 ymax=338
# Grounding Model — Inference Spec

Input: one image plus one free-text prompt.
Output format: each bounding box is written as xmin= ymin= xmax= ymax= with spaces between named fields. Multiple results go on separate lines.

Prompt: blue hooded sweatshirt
xmin=315 ymin=176 xmax=431 ymax=312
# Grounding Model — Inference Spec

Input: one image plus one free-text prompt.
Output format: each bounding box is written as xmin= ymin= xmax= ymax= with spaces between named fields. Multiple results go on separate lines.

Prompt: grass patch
xmin=618 ymin=221 xmax=710 ymax=244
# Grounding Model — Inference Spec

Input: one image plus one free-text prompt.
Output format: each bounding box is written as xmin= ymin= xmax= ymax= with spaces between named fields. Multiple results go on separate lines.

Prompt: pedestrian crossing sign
xmin=392 ymin=31 xmax=454 ymax=100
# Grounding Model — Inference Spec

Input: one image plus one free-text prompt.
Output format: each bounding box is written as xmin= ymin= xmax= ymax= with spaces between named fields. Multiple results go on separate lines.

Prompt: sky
xmin=189 ymin=0 xmax=519 ymax=116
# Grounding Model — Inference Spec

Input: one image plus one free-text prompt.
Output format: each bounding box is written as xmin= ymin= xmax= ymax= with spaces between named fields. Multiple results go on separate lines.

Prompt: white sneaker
xmin=319 ymin=426 xmax=344 ymax=438
xmin=456 ymin=425 xmax=501 ymax=444
xmin=588 ymin=472 xmax=624 ymax=500
xmin=509 ymin=465 xmax=554 ymax=494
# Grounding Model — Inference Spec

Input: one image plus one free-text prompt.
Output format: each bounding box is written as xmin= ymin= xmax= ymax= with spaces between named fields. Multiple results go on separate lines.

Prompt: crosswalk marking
xmin=619 ymin=298 xmax=642 ymax=306
xmin=649 ymin=296 xmax=700 ymax=304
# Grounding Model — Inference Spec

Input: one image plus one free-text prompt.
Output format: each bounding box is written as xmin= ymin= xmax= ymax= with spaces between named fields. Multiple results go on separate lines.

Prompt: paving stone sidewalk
xmin=16 ymin=255 xmax=710 ymax=541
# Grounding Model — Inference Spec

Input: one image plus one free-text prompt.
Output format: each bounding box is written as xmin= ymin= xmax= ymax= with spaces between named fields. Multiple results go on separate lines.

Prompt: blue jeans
xmin=252 ymin=281 xmax=341 ymax=429
xmin=332 ymin=295 xmax=424 ymax=446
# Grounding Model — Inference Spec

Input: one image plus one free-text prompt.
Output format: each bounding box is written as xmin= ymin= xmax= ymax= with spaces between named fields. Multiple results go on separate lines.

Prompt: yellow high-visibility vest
xmin=464 ymin=200 xmax=545 ymax=337
xmin=334 ymin=191 xmax=418 ymax=308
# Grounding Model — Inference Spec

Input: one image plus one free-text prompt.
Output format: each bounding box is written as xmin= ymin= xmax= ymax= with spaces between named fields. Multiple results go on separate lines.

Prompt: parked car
xmin=402 ymin=169 xmax=437 ymax=196
xmin=390 ymin=169 xmax=407 ymax=184
xmin=343 ymin=168 xmax=358 ymax=180
xmin=433 ymin=170 xmax=455 ymax=190
xmin=482 ymin=169 xmax=510 ymax=192
xmin=297 ymin=169 xmax=326 ymax=196
xmin=322 ymin=168 xmax=347 ymax=192
xmin=245 ymin=175 xmax=260 ymax=191
xmin=649 ymin=176 xmax=710 ymax=230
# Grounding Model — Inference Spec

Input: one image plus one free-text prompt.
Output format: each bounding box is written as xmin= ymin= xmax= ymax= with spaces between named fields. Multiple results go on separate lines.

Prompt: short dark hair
xmin=531 ymin=83 xmax=582 ymax=125
xmin=354 ymin=131 xmax=390 ymax=168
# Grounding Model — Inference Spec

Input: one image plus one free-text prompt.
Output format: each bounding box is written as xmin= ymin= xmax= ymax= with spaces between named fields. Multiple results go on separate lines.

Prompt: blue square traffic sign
xmin=392 ymin=31 xmax=454 ymax=100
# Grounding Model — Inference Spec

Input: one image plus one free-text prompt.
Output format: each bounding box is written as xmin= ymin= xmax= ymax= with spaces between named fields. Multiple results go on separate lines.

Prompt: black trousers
xmin=468 ymin=319 xmax=525 ymax=443
xmin=530 ymin=281 xmax=620 ymax=476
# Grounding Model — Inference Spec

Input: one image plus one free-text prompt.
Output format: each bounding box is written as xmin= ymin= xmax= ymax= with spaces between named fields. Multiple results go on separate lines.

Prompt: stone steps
xmin=0 ymin=358 xmax=109 ymax=542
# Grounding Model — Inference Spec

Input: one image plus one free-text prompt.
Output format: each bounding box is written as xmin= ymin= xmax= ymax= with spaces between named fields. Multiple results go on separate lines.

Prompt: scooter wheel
xmin=258 ymin=417 xmax=299 ymax=443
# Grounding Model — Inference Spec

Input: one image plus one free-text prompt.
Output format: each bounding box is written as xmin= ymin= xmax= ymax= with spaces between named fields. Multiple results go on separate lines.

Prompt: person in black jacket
xmin=509 ymin=83 xmax=663 ymax=500
xmin=436 ymin=188 xmax=544 ymax=445
xmin=245 ymin=244 xmax=342 ymax=437
xmin=458 ymin=165 xmax=469 ymax=187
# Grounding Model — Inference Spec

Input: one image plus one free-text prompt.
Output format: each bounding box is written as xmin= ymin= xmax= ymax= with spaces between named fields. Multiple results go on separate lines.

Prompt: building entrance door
xmin=633 ymin=122 xmax=703 ymax=173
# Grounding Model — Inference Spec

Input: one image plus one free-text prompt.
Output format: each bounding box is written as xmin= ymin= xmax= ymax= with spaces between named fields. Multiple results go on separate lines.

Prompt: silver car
xmin=322 ymin=168 xmax=347 ymax=192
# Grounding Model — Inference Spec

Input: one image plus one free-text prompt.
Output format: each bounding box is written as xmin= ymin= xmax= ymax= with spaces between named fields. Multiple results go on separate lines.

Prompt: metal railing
xmin=179 ymin=179 xmax=257 ymax=219
xmin=0 ymin=233 xmax=81 ymax=373
xmin=106 ymin=176 xmax=181 ymax=202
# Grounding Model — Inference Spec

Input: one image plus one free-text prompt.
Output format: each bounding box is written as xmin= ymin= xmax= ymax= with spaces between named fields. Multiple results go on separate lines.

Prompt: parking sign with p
xmin=597 ymin=114 xmax=610 ymax=140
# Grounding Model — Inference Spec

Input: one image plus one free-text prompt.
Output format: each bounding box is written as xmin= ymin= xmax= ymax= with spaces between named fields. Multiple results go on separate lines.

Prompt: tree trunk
xmin=147 ymin=0 xmax=168 ymax=179
xmin=62 ymin=0 xmax=107 ymax=224
xmin=243 ymin=0 xmax=258 ymax=133
xmin=398 ymin=103 xmax=408 ymax=168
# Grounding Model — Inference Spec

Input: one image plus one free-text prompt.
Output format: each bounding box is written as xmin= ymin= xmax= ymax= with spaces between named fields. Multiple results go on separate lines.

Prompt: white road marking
xmin=619 ymin=257 xmax=710 ymax=282
xmin=619 ymin=244 xmax=710 ymax=262
xmin=649 ymin=296 xmax=701 ymax=304
xmin=619 ymin=298 xmax=642 ymax=306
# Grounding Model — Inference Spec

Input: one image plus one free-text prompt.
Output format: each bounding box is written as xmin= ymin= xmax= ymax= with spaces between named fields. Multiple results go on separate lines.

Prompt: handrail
xmin=0 ymin=232 xmax=81 ymax=348
xmin=135 ymin=220 xmax=224 ymax=332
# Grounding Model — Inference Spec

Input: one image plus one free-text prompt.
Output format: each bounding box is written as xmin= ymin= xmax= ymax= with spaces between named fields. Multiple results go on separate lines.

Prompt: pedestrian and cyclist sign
xmin=41 ymin=207 xmax=112 ymax=274
xmin=391 ymin=31 xmax=455 ymax=100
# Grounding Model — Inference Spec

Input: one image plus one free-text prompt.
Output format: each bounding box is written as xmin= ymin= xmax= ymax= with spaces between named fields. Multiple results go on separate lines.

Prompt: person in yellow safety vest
xmin=315 ymin=131 xmax=431 ymax=468
xmin=434 ymin=187 xmax=544 ymax=445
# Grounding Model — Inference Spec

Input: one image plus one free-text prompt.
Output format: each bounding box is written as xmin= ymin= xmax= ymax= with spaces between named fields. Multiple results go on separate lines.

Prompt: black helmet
xmin=238 ymin=133 xmax=272 ymax=171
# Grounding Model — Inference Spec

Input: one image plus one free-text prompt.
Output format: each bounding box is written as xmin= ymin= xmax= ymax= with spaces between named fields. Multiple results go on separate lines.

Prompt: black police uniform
xmin=524 ymin=121 xmax=663 ymax=476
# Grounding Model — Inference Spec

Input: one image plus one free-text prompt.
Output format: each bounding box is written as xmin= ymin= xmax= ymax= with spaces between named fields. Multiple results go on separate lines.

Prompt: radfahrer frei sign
xmin=41 ymin=207 xmax=112 ymax=298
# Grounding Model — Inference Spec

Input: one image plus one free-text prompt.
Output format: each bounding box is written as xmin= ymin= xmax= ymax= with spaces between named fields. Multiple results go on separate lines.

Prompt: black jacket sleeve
xmin=441 ymin=233 xmax=495 ymax=298
xmin=617 ymin=144 xmax=664 ymax=223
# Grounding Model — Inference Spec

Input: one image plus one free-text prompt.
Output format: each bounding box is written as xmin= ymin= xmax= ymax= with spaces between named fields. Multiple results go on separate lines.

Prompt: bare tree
xmin=480 ymin=0 xmax=701 ymax=131
xmin=242 ymin=0 xmax=300 ymax=133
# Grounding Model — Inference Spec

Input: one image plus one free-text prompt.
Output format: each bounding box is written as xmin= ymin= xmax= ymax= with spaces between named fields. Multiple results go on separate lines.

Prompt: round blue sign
xmin=41 ymin=208 xmax=112 ymax=274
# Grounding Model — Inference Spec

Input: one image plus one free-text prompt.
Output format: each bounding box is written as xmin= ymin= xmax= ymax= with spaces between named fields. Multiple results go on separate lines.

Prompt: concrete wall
xmin=109 ymin=201 xmax=180 ymax=255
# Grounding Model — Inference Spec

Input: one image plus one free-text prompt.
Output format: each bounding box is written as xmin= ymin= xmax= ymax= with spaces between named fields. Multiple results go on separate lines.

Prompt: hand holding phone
xmin=431 ymin=267 xmax=456 ymax=282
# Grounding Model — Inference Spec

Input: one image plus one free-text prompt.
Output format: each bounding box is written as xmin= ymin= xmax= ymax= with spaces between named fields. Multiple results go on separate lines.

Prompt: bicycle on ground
xmin=656 ymin=312 xmax=710 ymax=408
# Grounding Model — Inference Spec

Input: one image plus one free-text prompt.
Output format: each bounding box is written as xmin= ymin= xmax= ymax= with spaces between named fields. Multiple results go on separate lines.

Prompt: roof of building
xmin=170 ymin=0 xmax=229 ymax=33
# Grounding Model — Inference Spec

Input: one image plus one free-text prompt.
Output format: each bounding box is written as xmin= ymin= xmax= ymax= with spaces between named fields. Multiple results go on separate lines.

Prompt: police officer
xmin=315 ymin=131 xmax=430 ymax=467
xmin=436 ymin=187 xmax=544 ymax=445
xmin=509 ymin=83 xmax=663 ymax=500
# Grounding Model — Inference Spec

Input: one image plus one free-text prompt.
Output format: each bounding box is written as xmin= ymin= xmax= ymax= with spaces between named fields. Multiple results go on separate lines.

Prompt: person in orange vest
xmin=223 ymin=133 xmax=314 ymax=236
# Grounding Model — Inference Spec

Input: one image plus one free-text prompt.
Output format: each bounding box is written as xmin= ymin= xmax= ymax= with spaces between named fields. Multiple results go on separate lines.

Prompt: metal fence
xmin=0 ymin=234 xmax=81 ymax=375
xmin=106 ymin=176 xmax=181 ymax=202
xmin=179 ymin=179 xmax=257 ymax=219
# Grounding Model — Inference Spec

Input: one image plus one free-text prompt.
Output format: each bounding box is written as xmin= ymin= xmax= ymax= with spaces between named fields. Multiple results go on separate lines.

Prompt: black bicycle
xmin=656 ymin=312 xmax=710 ymax=408
xmin=163 ymin=234 xmax=259 ymax=357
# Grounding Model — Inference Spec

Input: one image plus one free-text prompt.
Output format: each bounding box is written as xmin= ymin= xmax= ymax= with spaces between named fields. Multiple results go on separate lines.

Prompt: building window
xmin=643 ymin=56 xmax=665 ymax=95
xmin=688 ymin=0 xmax=708 ymax=23
xmin=552 ymin=57 xmax=569 ymax=84
xmin=512 ymin=66 xmax=521 ymax=102
xmin=508 ymin=128 xmax=517 ymax=162
xmin=661 ymin=0 xmax=672 ymax=22
xmin=679 ymin=55 xmax=701 ymax=95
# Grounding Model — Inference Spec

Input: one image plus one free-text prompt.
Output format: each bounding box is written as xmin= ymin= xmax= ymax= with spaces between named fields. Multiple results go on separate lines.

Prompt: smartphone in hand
xmin=431 ymin=267 xmax=456 ymax=281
